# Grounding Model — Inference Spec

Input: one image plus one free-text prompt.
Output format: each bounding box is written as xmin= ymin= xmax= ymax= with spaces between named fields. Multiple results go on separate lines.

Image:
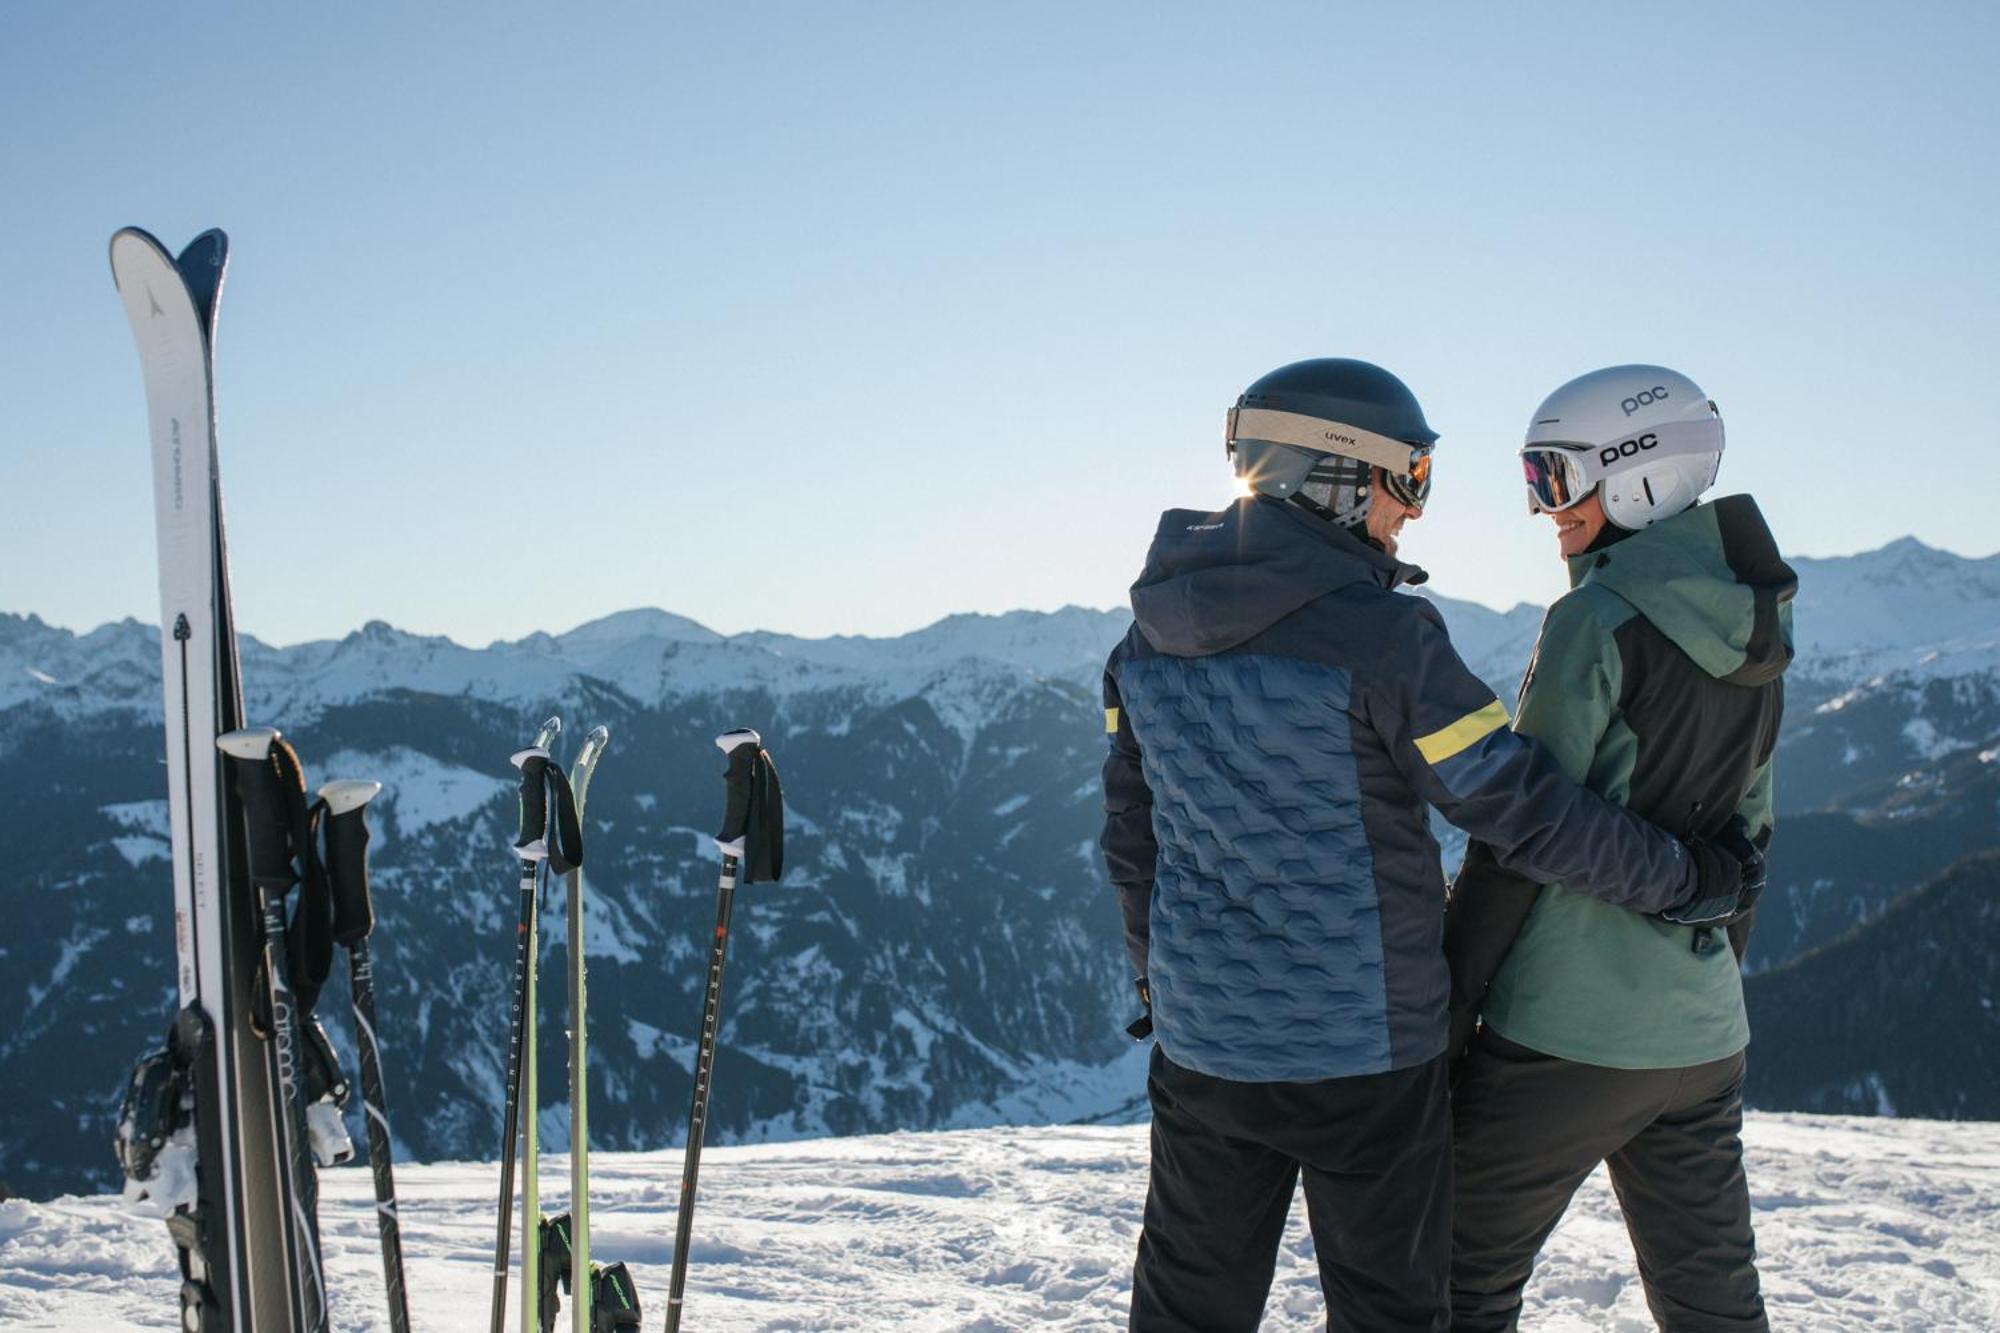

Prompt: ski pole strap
xmin=289 ymin=811 xmax=335 ymax=1020
xmin=321 ymin=780 xmax=383 ymax=947
xmin=713 ymin=729 xmax=784 ymax=884
xmin=544 ymin=763 xmax=584 ymax=876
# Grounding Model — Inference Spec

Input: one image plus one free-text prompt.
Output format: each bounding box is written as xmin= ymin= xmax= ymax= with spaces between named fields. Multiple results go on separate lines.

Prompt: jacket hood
xmin=1568 ymin=494 xmax=1797 ymax=685
xmin=1130 ymin=496 xmax=1426 ymax=656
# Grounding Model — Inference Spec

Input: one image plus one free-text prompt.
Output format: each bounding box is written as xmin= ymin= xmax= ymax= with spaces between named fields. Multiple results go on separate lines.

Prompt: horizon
xmin=9 ymin=529 xmax=1990 ymax=651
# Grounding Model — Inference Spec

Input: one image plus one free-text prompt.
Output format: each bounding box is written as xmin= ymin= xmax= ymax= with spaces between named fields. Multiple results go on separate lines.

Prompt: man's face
xmin=1549 ymin=489 xmax=1608 ymax=558
xmin=1365 ymin=466 xmax=1423 ymax=556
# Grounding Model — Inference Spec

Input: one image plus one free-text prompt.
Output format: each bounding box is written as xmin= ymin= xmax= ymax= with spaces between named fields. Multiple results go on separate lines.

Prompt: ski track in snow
xmin=1 ymin=1115 xmax=1995 ymax=1331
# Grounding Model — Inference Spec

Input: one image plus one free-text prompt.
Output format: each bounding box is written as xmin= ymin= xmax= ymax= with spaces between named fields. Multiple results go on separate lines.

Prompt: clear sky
xmin=4 ymin=3 xmax=1996 ymax=645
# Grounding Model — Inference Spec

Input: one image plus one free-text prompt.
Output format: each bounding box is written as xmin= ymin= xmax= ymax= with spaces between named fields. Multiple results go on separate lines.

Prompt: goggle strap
xmin=1227 ymin=406 xmax=1424 ymax=475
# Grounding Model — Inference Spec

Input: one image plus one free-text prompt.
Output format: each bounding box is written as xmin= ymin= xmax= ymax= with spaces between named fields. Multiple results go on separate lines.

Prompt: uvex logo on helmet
xmin=1599 ymin=432 xmax=1659 ymax=467
xmin=1621 ymin=385 xmax=1669 ymax=416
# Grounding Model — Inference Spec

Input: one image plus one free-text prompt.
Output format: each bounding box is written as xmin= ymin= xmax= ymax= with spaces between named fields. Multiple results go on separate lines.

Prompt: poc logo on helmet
xmin=1621 ymin=385 xmax=1669 ymax=416
xmin=1599 ymin=432 xmax=1659 ymax=467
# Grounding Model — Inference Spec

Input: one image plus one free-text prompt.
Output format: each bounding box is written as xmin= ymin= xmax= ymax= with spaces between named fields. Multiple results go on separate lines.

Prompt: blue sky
xmin=4 ymin=3 xmax=1996 ymax=644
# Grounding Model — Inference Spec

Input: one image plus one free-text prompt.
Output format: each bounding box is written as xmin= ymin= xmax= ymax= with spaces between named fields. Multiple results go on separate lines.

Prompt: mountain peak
xmin=558 ymin=608 xmax=723 ymax=645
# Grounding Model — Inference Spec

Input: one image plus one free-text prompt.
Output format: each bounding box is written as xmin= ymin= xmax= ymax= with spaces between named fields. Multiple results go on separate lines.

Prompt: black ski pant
xmin=1449 ymin=1031 xmax=1766 ymax=1332
xmin=1130 ymin=1045 xmax=1451 ymax=1333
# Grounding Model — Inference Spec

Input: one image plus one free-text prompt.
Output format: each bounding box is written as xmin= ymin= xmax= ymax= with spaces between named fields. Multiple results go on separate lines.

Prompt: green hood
xmin=1567 ymin=495 xmax=1797 ymax=685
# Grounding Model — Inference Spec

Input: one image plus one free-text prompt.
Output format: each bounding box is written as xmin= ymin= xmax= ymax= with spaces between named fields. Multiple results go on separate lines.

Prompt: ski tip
xmin=714 ymin=727 xmax=762 ymax=753
xmin=179 ymin=227 xmax=229 ymax=262
xmin=534 ymin=715 xmax=563 ymax=748
xmin=216 ymin=726 xmax=281 ymax=760
xmin=107 ymin=227 xmax=171 ymax=285
xmin=318 ymin=778 xmax=383 ymax=815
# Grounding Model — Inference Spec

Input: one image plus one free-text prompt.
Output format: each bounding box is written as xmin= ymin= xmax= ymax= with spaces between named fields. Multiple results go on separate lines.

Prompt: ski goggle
xmin=1521 ymin=445 xmax=1593 ymax=514
xmin=1382 ymin=447 xmax=1433 ymax=508
xmin=1520 ymin=418 xmax=1725 ymax=514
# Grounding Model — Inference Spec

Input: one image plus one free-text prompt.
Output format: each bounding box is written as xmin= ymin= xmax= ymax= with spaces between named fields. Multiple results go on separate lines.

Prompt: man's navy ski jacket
xmin=1101 ymin=497 xmax=1697 ymax=1082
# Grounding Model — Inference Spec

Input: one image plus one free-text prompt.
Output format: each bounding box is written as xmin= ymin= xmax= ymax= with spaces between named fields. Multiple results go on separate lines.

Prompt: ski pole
xmin=321 ymin=777 xmax=411 ymax=1333
xmin=492 ymin=717 xmax=560 ymax=1333
xmin=526 ymin=750 xmax=585 ymax=1333
xmin=666 ymin=728 xmax=785 ymax=1333
xmin=217 ymin=727 xmax=331 ymax=1333
xmin=565 ymin=726 xmax=610 ymax=1333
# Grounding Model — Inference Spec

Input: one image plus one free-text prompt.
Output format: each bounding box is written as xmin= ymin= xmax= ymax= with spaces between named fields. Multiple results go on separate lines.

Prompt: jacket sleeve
xmin=1100 ymin=664 xmax=1155 ymax=979
xmin=1368 ymin=597 xmax=1696 ymax=914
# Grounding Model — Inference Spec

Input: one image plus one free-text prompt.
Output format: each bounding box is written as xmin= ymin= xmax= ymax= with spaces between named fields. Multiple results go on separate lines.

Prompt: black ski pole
xmin=321 ymin=777 xmax=412 ymax=1333
xmin=665 ymin=728 xmax=785 ymax=1333
xmin=216 ymin=726 xmax=331 ymax=1333
xmin=493 ymin=717 xmax=561 ymax=1333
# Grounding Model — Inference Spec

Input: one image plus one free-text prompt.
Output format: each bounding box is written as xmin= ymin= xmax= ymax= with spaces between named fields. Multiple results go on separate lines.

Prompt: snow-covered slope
xmin=1789 ymin=539 xmax=2000 ymax=682
xmin=2 ymin=1115 xmax=1994 ymax=1331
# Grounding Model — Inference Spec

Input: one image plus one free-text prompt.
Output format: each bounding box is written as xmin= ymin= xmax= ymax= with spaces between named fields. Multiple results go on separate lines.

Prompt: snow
xmin=318 ymin=747 xmax=510 ymax=837
xmin=107 ymin=835 xmax=168 ymax=868
xmin=100 ymin=801 xmax=168 ymax=836
xmin=3 ymin=1114 xmax=1995 ymax=1330
xmin=1902 ymin=718 xmax=1975 ymax=762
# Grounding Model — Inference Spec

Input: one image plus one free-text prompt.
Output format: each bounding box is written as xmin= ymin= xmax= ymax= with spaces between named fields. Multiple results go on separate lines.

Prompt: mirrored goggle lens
xmin=1521 ymin=449 xmax=1588 ymax=512
xmin=1383 ymin=449 xmax=1433 ymax=507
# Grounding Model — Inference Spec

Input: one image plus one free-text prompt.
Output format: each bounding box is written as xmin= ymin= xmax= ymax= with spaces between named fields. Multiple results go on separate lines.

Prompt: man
xmin=1445 ymin=365 xmax=1794 ymax=1332
xmin=1100 ymin=358 xmax=1750 ymax=1333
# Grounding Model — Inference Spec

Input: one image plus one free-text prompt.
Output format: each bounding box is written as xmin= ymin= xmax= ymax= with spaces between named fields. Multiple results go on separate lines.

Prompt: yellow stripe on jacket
xmin=1415 ymin=699 xmax=1509 ymax=765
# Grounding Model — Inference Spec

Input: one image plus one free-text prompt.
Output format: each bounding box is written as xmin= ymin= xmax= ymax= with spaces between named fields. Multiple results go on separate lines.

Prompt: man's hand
xmin=1657 ymin=817 xmax=1764 ymax=927
xmin=1658 ymin=840 xmax=1743 ymax=926
xmin=1717 ymin=818 xmax=1767 ymax=925
xmin=1126 ymin=977 xmax=1154 ymax=1042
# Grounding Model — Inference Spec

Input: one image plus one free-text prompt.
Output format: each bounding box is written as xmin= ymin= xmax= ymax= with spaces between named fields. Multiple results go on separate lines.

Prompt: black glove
xmin=1125 ymin=977 xmax=1154 ymax=1042
xmin=1715 ymin=817 xmax=1767 ymax=926
xmin=1657 ymin=837 xmax=1745 ymax=926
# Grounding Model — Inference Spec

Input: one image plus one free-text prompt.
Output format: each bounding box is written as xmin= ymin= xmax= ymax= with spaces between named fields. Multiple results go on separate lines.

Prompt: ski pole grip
xmin=218 ymin=727 xmax=297 ymax=896
xmin=712 ymin=729 xmax=761 ymax=860
xmin=712 ymin=728 xmax=784 ymax=883
xmin=512 ymin=747 xmax=552 ymax=861
xmin=320 ymin=779 xmax=383 ymax=946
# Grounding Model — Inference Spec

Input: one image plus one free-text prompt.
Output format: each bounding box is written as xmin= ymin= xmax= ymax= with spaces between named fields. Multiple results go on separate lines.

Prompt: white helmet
xmin=1520 ymin=364 xmax=1724 ymax=530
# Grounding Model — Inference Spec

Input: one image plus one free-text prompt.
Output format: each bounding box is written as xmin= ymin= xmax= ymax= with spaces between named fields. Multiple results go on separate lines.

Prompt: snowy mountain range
xmin=2 ymin=536 xmax=1996 ymax=1199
